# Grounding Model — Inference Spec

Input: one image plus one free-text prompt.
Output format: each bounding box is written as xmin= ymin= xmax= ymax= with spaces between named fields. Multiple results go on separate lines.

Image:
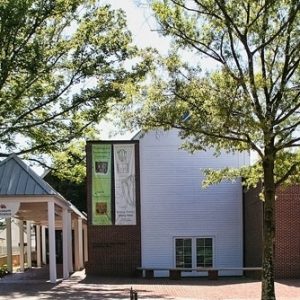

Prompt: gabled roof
xmin=131 ymin=130 xmax=142 ymax=140
xmin=0 ymin=154 xmax=57 ymax=196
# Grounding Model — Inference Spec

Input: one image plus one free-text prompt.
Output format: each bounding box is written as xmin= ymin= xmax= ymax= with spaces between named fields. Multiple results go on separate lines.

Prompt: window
xmin=175 ymin=237 xmax=214 ymax=269
xmin=196 ymin=238 xmax=213 ymax=267
xmin=175 ymin=238 xmax=192 ymax=268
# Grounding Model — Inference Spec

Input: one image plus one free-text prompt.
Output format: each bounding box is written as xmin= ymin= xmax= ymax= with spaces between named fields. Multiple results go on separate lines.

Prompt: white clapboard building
xmin=136 ymin=129 xmax=249 ymax=277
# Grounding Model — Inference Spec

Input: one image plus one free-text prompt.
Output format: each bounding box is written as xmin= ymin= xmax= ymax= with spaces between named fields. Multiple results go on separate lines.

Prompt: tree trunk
xmin=261 ymin=155 xmax=276 ymax=300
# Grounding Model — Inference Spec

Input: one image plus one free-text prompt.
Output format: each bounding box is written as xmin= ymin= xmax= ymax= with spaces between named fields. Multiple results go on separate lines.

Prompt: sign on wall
xmin=92 ymin=144 xmax=112 ymax=225
xmin=114 ymin=144 xmax=136 ymax=225
xmin=0 ymin=202 xmax=20 ymax=218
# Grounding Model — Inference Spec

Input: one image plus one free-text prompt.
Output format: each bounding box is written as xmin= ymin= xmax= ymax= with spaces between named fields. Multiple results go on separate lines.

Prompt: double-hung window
xmin=175 ymin=237 xmax=214 ymax=269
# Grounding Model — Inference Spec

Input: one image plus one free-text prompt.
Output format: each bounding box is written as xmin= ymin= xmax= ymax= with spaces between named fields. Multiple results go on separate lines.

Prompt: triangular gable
xmin=131 ymin=130 xmax=142 ymax=140
xmin=0 ymin=154 xmax=56 ymax=195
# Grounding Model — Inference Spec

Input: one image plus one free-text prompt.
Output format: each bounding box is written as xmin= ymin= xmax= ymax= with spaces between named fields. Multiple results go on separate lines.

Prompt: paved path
xmin=0 ymin=267 xmax=299 ymax=299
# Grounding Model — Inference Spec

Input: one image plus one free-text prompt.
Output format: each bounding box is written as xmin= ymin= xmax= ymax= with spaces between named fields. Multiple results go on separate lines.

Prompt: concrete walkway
xmin=0 ymin=267 xmax=299 ymax=299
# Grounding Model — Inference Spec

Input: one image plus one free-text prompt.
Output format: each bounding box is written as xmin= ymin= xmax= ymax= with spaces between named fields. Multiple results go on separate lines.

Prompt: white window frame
xmin=173 ymin=236 xmax=215 ymax=270
xmin=196 ymin=237 xmax=214 ymax=268
xmin=174 ymin=238 xmax=193 ymax=268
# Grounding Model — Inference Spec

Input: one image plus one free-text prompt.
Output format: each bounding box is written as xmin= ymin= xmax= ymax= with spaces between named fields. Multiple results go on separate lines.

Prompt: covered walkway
xmin=0 ymin=154 xmax=88 ymax=283
xmin=0 ymin=265 xmax=64 ymax=283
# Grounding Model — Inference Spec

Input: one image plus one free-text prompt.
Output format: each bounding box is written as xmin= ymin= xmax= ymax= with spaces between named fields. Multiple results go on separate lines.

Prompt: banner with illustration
xmin=114 ymin=144 xmax=136 ymax=225
xmin=92 ymin=144 xmax=112 ymax=225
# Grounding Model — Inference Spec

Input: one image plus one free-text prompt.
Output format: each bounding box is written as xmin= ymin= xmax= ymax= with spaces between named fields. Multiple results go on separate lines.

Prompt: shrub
xmin=0 ymin=265 xmax=9 ymax=278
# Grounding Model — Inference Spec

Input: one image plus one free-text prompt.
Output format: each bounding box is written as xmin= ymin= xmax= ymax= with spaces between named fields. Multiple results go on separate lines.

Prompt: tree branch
xmin=260 ymin=4 xmax=270 ymax=106
xmin=166 ymin=23 xmax=224 ymax=63
xmin=26 ymin=158 xmax=57 ymax=172
xmin=10 ymin=119 xmax=95 ymax=156
xmin=275 ymin=162 xmax=300 ymax=188
xmin=170 ymin=0 xmax=221 ymax=20
xmin=276 ymin=136 xmax=300 ymax=151
xmin=274 ymin=90 xmax=300 ymax=124
xmin=253 ymin=1 xmax=300 ymax=55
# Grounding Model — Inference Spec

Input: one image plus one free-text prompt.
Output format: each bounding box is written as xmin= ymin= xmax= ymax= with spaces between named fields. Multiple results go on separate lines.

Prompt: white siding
xmin=139 ymin=130 xmax=249 ymax=276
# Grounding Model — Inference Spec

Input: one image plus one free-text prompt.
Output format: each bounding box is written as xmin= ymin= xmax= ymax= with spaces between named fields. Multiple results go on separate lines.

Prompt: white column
xmin=5 ymin=218 xmax=12 ymax=273
xmin=48 ymin=202 xmax=57 ymax=283
xmin=73 ymin=218 xmax=80 ymax=271
xmin=26 ymin=221 xmax=32 ymax=268
xmin=83 ymin=224 xmax=88 ymax=263
xmin=36 ymin=225 xmax=42 ymax=268
xmin=41 ymin=226 xmax=46 ymax=265
xmin=78 ymin=218 xmax=83 ymax=269
xmin=62 ymin=209 xmax=69 ymax=279
xmin=19 ymin=220 xmax=24 ymax=272
xmin=68 ymin=212 xmax=73 ymax=273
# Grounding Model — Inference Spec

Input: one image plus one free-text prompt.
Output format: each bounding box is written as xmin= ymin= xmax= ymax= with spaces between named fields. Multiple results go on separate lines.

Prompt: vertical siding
xmin=140 ymin=130 xmax=248 ymax=276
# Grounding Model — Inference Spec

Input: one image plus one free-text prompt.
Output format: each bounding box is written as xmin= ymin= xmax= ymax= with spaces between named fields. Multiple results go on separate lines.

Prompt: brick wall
xmin=244 ymin=184 xmax=300 ymax=279
xmin=85 ymin=141 xmax=141 ymax=276
xmin=86 ymin=225 xmax=141 ymax=276
xmin=243 ymin=185 xmax=263 ymax=268
xmin=275 ymin=186 xmax=300 ymax=278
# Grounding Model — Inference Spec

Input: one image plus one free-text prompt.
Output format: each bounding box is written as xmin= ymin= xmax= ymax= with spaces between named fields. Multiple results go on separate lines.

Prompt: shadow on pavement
xmin=0 ymin=282 xmax=172 ymax=299
xmin=276 ymin=279 xmax=300 ymax=288
xmin=0 ymin=267 xmax=299 ymax=299
xmin=80 ymin=275 xmax=260 ymax=287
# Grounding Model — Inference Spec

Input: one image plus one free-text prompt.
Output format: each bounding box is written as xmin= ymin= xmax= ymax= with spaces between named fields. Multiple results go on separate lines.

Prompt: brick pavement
xmin=0 ymin=267 xmax=299 ymax=299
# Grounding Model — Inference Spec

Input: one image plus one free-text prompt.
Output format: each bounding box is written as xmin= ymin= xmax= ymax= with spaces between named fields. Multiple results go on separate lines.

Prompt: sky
xmin=108 ymin=1 xmax=170 ymax=54
xmin=100 ymin=1 xmax=218 ymax=140
xmin=30 ymin=1 xmax=161 ymax=175
xmin=98 ymin=1 xmax=171 ymax=140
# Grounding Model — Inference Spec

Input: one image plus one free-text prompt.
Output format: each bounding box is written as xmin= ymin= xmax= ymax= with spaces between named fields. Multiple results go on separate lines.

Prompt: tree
xmin=44 ymin=168 xmax=86 ymax=212
xmin=0 ymin=0 xmax=148 ymax=168
xmin=121 ymin=1 xmax=300 ymax=299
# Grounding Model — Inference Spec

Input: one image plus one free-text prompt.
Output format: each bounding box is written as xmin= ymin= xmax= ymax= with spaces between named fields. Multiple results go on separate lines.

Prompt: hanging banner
xmin=92 ymin=144 xmax=112 ymax=225
xmin=114 ymin=144 xmax=136 ymax=225
xmin=0 ymin=202 xmax=20 ymax=218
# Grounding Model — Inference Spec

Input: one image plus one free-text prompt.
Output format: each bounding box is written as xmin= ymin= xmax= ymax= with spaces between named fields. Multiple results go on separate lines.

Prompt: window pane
xmin=175 ymin=238 xmax=192 ymax=268
xmin=185 ymin=239 xmax=192 ymax=247
xmin=205 ymin=258 xmax=213 ymax=267
xmin=197 ymin=255 xmax=204 ymax=264
xmin=185 ymin=247 xmax=192 ymax=256
xmin=176 ymin=257 xmax=184 ymax=267
xmin=176 ymin=246 xmax=183 ymax=255
xmin=197 ymin=239 xmax=204 ymax=247
xmin=205 ymin=248 xmax=212 ymax=257
xmin=205 ymin=238 xmax=212 ymax=247
xmin=185 ymin=256 xmax=192 ymax=264
xmin=197 ymin=248 xmax=205 ymax=256
xmin=196 ymin=238 xmax=213 ymax=268
xmin=176 ymin=239 xmax=183 ymax=247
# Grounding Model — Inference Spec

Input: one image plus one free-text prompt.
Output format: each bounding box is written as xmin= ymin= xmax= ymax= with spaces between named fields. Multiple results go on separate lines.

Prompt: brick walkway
xmin=0 ymin=267 xmax=299 ymax=299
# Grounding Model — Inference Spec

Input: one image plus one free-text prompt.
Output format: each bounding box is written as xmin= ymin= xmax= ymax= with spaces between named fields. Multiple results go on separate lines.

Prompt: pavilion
xmin=0 ymin=154 xmax=88 ymax=283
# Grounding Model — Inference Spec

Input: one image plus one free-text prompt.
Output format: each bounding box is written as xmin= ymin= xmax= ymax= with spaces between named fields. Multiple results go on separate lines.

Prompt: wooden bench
xmin=137 ymin=267 xmax=262 ymax=280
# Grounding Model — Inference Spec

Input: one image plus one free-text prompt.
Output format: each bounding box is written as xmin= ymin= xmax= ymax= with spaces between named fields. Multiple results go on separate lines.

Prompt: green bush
xmin=0 ymin=265 xmax=9 ymax=278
